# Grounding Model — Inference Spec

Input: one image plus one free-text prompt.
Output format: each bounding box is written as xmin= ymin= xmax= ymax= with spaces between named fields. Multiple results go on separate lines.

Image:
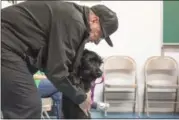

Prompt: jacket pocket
xmin=34 ymin=45 xmax=47 ymax=71
xmin=26 ymin=55 xmax=38 ymax=74
xmin=26 ymin=46 xmax=47 ymax=74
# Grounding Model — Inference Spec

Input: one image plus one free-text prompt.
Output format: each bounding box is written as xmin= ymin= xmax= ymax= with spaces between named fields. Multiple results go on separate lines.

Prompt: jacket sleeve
xmin=46 ymin=19 xmax=87 ymax=104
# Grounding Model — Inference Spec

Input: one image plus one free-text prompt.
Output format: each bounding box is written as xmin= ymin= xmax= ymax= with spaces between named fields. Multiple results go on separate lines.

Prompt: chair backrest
xmin=103 ymin=56 xmax=136 ymax=84
xmin=144 ymin=56 xmax=178 ymax=84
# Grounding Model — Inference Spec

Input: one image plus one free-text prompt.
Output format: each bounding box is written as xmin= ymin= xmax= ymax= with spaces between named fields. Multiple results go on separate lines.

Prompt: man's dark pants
xmin=1 ymin=45 xmax=41 ymax=119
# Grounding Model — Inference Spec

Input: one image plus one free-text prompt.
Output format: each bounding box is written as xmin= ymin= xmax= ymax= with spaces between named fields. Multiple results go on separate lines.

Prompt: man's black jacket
xmin=1 ymin=1 xmax=91 ymax=104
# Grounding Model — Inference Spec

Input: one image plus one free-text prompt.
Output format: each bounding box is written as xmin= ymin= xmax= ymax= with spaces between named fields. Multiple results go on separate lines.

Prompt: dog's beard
xmin=78 ymin=62 xmax=103 ymax=92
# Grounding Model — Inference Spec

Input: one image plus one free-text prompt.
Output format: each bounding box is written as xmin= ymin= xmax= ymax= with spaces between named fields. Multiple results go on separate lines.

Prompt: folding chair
xmin=41 ymin=97 xmax=53 ymax=119
xmin=143 ymin=56 xmax=179 ymax=116
xmin=103 ymin=56 xmax=140 ymax=116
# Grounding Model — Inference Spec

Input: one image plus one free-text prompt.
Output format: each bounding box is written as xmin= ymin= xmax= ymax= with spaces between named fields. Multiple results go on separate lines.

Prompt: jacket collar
xmin=82 ymin=7 xmax=91 ymax=35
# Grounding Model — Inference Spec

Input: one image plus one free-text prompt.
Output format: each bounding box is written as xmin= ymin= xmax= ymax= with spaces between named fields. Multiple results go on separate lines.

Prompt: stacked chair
xmin=103 ymin=56 xmax=140 ymax=116
xmin=143 ymin=56 xmax=179 ymax=116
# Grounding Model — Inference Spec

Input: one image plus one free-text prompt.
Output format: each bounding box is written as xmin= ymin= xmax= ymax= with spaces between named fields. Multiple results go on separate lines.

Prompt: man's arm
xmin=46 ymin=18 xmax=87 ymax=104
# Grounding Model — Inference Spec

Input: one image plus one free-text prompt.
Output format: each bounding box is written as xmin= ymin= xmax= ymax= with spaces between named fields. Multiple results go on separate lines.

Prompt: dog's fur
xmin=62 ymin=49 xmax=103 ymax=119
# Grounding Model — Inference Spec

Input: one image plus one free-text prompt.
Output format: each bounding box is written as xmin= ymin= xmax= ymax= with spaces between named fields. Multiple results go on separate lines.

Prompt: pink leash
xmin=90 ymin=75 xmax=105 ymax=102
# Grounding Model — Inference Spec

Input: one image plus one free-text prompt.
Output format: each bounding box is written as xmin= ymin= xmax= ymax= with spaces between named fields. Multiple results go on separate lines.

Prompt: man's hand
xmin=79 ymin=91 xmax=91 ymax=116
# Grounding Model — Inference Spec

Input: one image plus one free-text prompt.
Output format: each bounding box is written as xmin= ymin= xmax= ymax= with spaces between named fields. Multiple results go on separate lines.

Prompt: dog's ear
xmin=101 ymin=58 xmax=104 ymax=64
xmin=81 ymin=50 xmax=88 ymax=64
xmin=96 ymin=55 xmax=103 ymax=64
xmin=99 ymin=57 xmax=103 ymax=65
xmin=83 ymin=49 xmax=90 ymax=55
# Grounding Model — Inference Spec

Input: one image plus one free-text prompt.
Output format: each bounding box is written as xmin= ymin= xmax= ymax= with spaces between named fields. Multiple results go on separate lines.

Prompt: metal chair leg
xmin=146 ymin=86 xmax=149 ymax=117
xmin=136 ymin=87 xmax=141 ymax=117
xmin=44 ymin=111 xmax=51 ymax=119
xmin=133 ymin=87 xmax=137 ymax=115
xmin=104 ymin=95 xmax=108 ymax=117
xmin=143 ymin=85 xmax=146 ymax=114
xmin=41 ymin=111 xmax=45 ymax=119
xmin=41 ymin=110 xmax=51 ymax=119
xmin=174 ymin=86 xmax=179 ymax=114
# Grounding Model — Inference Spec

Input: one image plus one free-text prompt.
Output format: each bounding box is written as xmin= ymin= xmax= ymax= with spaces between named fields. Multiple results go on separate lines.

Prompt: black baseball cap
xmin=91 ymin=5 xmax=118 ymax=47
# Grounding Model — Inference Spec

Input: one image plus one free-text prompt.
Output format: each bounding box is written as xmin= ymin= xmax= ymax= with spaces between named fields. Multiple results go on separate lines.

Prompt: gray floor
xmin=90 ymin=110 xmax=179 ymax=119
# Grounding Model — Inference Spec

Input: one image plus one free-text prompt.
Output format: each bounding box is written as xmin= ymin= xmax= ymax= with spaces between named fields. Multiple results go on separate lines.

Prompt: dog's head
xmin=78 ymin=49 xmax=103 ymax=83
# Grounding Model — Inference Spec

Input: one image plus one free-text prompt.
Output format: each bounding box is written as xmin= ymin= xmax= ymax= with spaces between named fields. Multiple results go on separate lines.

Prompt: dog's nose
xmin=96 ymin=70 xmax=103 ymax=77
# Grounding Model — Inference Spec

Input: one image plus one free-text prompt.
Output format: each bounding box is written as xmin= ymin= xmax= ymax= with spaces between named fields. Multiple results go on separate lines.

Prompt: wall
xmin=1 ymin=1 xmax=163 ymax=111
xmin=1 ymin=1 xmax=13 ymax=8
xmin=1 ymin=1 xmax=24 ymax=8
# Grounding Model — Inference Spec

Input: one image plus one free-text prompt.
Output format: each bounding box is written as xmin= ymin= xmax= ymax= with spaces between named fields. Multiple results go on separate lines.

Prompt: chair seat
xmin=105 ymin=78 xmax=136 ymax=88
xmin=105 ymin=79 xmax=136 ymax=88
xmin=105 ymin=83 xmax=137 ymax=88
xmin=41 ymin=98 xmax=53 ymax=111
xmin=147 ymin=80 xmax=179 ymax=89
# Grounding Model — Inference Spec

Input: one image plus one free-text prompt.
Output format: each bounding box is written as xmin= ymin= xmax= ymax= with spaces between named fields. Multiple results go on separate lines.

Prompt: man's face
xmin=89 ymin=14 xmax=103 ymax=45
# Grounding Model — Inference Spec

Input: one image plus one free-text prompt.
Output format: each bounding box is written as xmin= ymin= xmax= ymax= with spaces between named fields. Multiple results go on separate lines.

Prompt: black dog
xmin=62 ymin=49 xmax=103 ymax=119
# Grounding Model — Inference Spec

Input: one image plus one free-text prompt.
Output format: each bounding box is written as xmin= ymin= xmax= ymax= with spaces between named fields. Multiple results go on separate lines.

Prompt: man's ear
xmin=92 ymin=16 xmax=99 ymax=23
xmin=89 ymin=12 xmax=99 ymax=23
